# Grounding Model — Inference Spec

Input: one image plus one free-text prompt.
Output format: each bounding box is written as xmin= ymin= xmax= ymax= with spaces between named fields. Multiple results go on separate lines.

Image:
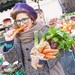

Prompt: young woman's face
xmin=15 ymin=13 xmax=33 ymax=31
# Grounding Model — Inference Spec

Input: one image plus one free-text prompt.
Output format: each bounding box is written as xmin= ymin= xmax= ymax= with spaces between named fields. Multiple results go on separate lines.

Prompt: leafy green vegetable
xmin=34 ymin=31 xmax=39 ymax=46
xmin=60 ymin=12 xmax=75 ymax=19
xmin=45 ymin=26 xmax=75 ymax=51
xmin=40 ymin=32 xmax=47 ymax=44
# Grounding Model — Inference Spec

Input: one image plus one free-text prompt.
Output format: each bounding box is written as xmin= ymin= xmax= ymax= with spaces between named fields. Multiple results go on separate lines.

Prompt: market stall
xmin=0 ymin=54 xmax=25 ymax=75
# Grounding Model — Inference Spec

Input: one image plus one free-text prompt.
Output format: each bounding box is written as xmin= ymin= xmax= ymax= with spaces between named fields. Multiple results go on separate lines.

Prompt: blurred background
xmin=0 ymin=0 xmax=62 ymax=24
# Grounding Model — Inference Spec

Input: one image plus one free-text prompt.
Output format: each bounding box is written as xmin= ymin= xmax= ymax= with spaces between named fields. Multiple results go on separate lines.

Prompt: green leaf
xmin=53 ymin=37 xmax=59 ymax=42
xmin=40 ymin=32 xmax=46 ymax=44
xmin=34 ymin=31 xmax=39 ymax=46
xmin=45 ymin=26 xmax=75 ymax=51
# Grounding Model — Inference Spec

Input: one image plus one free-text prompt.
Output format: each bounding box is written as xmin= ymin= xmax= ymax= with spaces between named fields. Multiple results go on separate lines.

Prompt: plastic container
xmin=14 ymin=67 xmax=25 ymax=75
xmin=0 ymin=67 xmax=25 ymax=75
xmin=0 ymin=54 xmax=3 ymax=64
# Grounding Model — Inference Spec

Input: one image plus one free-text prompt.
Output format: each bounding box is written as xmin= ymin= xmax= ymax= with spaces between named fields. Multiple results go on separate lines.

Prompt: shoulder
xmin=35 ymin=22 xmax=49 ymax=32
xmin=40 ymin=25 xmax=49 ymax=33
xmin=38 ymin=25 xmax=49 ymax=39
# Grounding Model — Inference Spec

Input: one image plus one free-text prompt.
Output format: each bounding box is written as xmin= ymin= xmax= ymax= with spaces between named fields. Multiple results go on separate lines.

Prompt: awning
xmin=0 ymin=0 xmax=23 ymax=12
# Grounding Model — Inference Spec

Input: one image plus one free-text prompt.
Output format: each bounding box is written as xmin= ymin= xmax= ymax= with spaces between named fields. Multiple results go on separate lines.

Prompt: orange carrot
xmin=15 ymin=26 xmax=25 ymax=33
xmin=45 ymin=52 xmax=56 ymax=59
xmin=42 ymin=49 xmax=59 ymax=54
xmin=38 ymin=41 xmax=49 ymax=53
xmin=45 ymin=53 xmax=53 ymax=56
xmin=38 ymin=46 xmax=45 ymax=53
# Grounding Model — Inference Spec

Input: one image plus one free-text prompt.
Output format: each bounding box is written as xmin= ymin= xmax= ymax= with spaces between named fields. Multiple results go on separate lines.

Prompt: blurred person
xmin=0 ymin=24 xmax=3 ymax=28
xmin=0 ymin=24 xmax=5 ymax=53
xmin=3 ymin=18 xmax=13 ymax=31
xmin=3 ymin=18 xmax=12 ymax=26
xmin=35 ymin=9 xmax=46 ymax=25
xmin=49 ymin=18 xmax=58 ymax=26
xmin=2 ymin=3 xmax=65 ymax=75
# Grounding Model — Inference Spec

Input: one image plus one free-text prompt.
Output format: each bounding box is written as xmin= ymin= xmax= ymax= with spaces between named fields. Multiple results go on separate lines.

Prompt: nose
xmin=19 ymin=22 xmax=27 ymax=28
xmin=20 ymin=22 xmax=24 ymax=26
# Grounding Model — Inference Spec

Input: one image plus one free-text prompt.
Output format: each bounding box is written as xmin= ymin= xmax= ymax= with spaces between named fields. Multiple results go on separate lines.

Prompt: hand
xmin=4 ymin=29 xmax=17 ymax=41
xmin=30 ymin=46 xmax=47 ymax=60
xmin=30 ymin=55 xmax=43 ymax=70
xmin=38 ymin=41 xmax=51 ymax=53
xmin=30 ymin=55 xmax=39 ymax=70
xmin=38 ymin=41 xmax=59 ymax=59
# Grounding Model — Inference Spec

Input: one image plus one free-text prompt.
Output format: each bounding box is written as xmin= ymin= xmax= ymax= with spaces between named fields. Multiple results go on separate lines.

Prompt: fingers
xmin=38 ymin=46 xmax=45 ymax=53
xmin=38 ymin=41 xmax=50 ymax=53
xmin=31 ymin=41 xmax=59 ymax=61
xmin=4 ymin=29 xmax=16 ymax=41
xmin=30 ymin=55 xmax=39 ymax=70
xmin=37 ymin=41 xmax=59 ymax=59
xmin=31 ymin=62 xmax=37 ymax=70
xmin=4 ymin=29 xmax=16 ymax=37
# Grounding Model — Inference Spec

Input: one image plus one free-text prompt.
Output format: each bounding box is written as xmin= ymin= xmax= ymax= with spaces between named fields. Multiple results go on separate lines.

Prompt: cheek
xmin=27 ymin=23 xmax=33 ymax=28
xmin=27 ymin=20 xmax=33 ymax=27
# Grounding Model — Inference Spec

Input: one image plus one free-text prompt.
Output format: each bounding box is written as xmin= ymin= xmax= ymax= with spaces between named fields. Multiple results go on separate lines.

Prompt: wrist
xmin=4 ymin=40 xmax=14 ymax=52
xmin=5 ymin=40 xmax=14 ymax=44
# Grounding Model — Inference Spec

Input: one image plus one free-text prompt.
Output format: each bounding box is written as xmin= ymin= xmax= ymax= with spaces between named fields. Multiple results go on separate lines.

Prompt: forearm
xmin=4 ymin=40 xmax=14 ymax=52
xmin=3 ymin=45 xmax=18 ymax=63
xmin=2 ymin=39 xmax=20 ymax=63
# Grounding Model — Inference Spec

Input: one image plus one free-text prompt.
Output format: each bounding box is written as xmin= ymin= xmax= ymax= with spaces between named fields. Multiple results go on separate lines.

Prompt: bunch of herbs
xmin=46 ymin=26 xmax=75 ymax=51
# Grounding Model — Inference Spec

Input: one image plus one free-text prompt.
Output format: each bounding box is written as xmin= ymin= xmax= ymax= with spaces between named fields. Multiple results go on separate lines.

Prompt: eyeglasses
xmin=14 ymin=18 xmax=29 ymax=25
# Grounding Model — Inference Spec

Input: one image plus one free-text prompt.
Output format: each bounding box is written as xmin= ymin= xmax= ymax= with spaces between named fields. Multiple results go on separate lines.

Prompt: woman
xmin=35 ymin=9 xmax=46 ymax=24
xmin=3 ymin=3 xmax=65 ymax=75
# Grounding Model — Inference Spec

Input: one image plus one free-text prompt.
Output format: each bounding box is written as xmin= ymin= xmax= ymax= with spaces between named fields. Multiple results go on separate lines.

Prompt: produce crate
xmin=0 ymin=72 xmax=12 ymax=75
xmin=0 ymin=67 xmax=25 ymax=75
xmin=14 ymin=67 xmax=25 ymax=75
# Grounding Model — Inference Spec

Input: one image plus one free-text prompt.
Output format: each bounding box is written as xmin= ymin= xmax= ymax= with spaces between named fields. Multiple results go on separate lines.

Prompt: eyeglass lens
xmin=14 ymin=18 xmax=29 ymax=25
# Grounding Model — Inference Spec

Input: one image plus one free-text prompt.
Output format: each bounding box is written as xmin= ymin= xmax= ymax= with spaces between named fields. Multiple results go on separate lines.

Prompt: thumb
xmin=3 ymin=33 xmax=9 ymax=38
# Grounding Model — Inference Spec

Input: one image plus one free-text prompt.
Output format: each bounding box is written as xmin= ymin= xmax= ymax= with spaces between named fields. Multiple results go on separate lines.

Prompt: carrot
xmin=45 ymin=52 xmax=56 ymax=59
xmin=38 ymin=43 xmax=47 ymax=53
xmin=15 ymin=26 xmax=25 ymax=33
xmin=38 ymin=46 xmax=45 ymax=53
xmin=38 ymin=41 xmax=50 ymax=53
xmin=42 ymin=49 xmax=59 ymax=54
xmin=45 ymin=53 xmax=53 ymax=56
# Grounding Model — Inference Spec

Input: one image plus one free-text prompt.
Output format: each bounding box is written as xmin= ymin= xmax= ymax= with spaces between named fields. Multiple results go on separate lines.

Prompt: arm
xmin=2 ymin=26 xmax=25 ymax=63
xmin=2 ymin=38 xmax=21 ymax=63
xmin=39 ymin=25 xmax=60 ymax=67
xmin=38 ymin=25 xmax=49 ymax=64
